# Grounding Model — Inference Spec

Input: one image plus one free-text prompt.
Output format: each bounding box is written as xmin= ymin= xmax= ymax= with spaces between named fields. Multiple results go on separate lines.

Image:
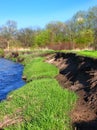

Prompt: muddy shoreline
xmin=46 ymin=52 xmax=97 ymax=130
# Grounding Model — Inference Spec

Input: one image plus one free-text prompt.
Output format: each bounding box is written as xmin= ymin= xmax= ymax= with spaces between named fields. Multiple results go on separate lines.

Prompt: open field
xmin=76 ymin=50 xmax=97 ymax=59
xmin=60 ymin=50 xmax=97 ymax=59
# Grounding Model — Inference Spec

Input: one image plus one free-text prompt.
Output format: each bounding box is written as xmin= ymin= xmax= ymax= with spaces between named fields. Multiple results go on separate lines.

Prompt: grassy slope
xmin=0 ymin=53 xmax=77 ymax=130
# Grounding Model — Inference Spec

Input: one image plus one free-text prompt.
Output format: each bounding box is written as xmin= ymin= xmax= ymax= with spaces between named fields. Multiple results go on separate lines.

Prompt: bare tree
xmin=0 ymin=20 xmax=17 ymax=50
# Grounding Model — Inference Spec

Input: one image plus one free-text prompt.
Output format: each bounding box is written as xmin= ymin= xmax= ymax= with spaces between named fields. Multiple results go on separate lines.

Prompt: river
xmin=0 ymin=58 xmax=25 ymax=101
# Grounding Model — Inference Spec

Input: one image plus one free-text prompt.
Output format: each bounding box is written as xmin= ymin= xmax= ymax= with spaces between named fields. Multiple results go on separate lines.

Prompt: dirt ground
xmin=46 ymin=52 xmax=97 ymax=130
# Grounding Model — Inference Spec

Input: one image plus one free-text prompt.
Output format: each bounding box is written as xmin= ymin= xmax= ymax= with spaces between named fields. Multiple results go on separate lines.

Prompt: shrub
xmin=0 ymin=48 xmax=4 ymax=57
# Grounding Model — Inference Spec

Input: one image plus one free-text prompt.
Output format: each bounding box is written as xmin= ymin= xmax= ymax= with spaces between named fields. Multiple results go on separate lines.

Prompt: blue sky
xmin=0 ymin=0 xmax=97 ymax=28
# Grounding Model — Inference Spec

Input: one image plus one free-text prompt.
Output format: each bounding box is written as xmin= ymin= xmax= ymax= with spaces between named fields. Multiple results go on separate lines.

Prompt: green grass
xmin=76 ymin=50 xmax=97 ymax=58
xmin=0 ymin=79 xmax=76 ymax=130
xmin=23 ymin=57 xmax=59 ymax=81
xmin=0 ymin=53 xmax=77 ymax=130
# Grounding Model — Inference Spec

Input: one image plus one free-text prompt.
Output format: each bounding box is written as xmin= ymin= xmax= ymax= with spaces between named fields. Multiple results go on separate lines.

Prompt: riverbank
xmin=0 ymin=51 xmax=77 ymax=130
xmin=46 ymin=52 xmax=97 ymax=130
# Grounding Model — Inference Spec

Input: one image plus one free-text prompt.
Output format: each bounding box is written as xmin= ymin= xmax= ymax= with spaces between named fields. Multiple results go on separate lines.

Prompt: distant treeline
xmin=0 ymin=6 xmax=97 ymax=50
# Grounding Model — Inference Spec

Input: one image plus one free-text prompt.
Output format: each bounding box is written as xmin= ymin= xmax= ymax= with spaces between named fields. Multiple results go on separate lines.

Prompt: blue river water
xmin=0 ymin=58 xmax=25 ymax=101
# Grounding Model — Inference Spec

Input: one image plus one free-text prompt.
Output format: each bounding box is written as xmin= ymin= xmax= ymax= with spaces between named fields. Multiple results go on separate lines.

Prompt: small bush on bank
xmin=0 ymin=48 xmax=4 ymax=57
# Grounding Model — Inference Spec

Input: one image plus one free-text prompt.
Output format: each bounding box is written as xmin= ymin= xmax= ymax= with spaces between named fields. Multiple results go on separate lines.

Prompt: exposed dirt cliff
xmin=46 ymin=52 xmax=97 ymax=130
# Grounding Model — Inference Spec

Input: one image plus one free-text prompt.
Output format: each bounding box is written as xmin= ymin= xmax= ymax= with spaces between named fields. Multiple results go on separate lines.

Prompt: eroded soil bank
xmin=46 ymin=52 xmax=97 ymax=130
